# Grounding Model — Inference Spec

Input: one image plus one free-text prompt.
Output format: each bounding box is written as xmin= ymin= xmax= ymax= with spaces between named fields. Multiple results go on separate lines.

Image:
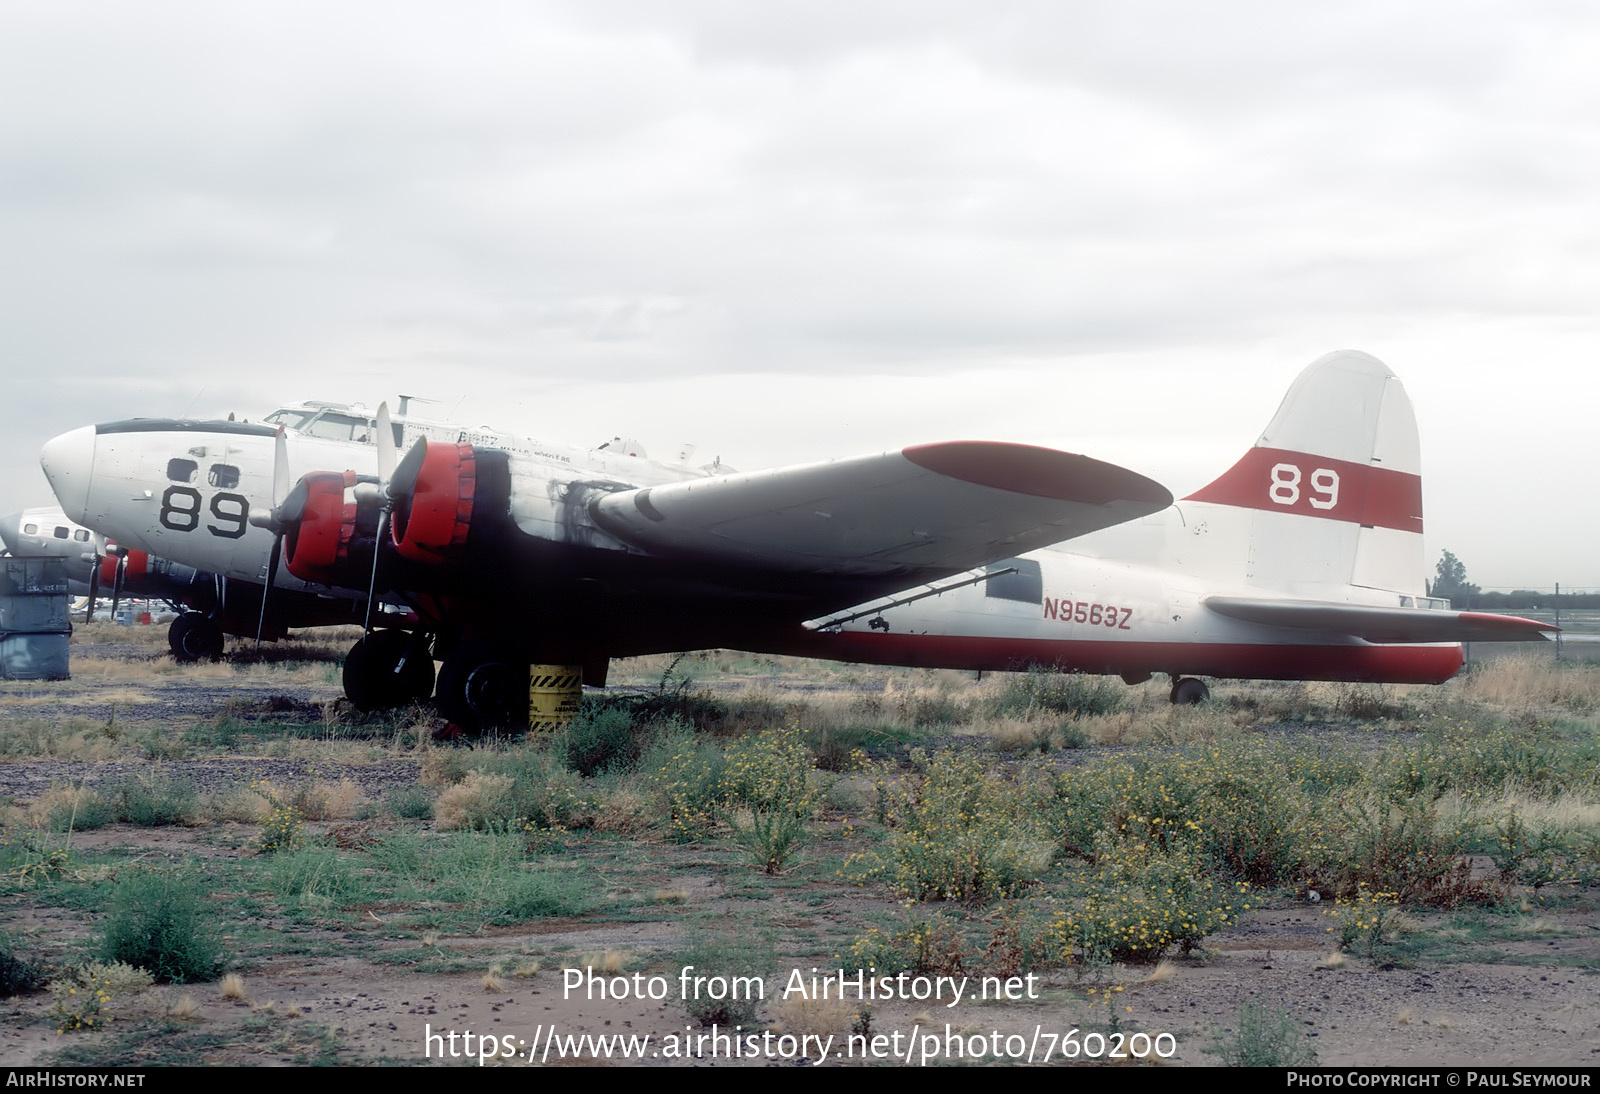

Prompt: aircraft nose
xmin=0 ymin=511 xmax=24 ymax=556
xmin=40 ymin=426 xmax=97 ymax=525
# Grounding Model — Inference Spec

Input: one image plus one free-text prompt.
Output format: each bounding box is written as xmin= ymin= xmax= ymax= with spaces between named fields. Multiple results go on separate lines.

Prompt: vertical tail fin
xmin=1183 ymin=350 xmax=1425 ymax=596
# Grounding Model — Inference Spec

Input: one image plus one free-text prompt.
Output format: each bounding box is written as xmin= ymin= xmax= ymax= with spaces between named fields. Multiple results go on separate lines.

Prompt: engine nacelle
xmin=284 ymin=471 xmax=366 ymax=585
xmin=390 ymin=442 xmax=477 ymax=565
xmin=99 ymin=548 xmax=145 ymax=588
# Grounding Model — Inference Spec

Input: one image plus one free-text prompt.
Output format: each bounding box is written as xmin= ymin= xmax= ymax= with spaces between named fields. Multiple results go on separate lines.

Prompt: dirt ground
xmin=3 ymin=848 xmax=1596 ymax=1068
xmin=1 ymin=635 xmax=1597 ymax=1068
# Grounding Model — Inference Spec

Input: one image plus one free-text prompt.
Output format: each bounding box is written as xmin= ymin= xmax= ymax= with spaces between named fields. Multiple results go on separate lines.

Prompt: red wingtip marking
xmin=1458 ymin=612 xmax=1559 ymax=633
xmin=902 ymin=441 xmax=1170 ymax=506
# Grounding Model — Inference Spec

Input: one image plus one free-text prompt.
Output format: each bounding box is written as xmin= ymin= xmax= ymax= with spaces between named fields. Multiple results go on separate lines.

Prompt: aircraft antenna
xmin=181 ymin=387 xmax=208 ymax=419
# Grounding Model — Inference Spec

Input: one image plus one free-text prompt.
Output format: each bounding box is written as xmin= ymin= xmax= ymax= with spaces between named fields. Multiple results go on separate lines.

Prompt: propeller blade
xmin=272 ymin=426 xmax=290 ymax=508
xmin=375 ymin=402 xmax=396 ymax=482
xmin=255 ymin=533 xmax=283 ymax=651
xmin=109 ymin=551 xmax=127 ymax=621
xmin=362 ymin=542 xmax=382 ymax=634
xmin=279 ymin=479 xmax=310 ymax=525
xmin=85 ymin=556 xmax=101 ymax=622
xmin=360 ymin=410 xmax=421 ymax=635
xmin=84 ymin=533 xmax=109 ymax=620
xmin=388 ymin=438 xmax=429 ymax=502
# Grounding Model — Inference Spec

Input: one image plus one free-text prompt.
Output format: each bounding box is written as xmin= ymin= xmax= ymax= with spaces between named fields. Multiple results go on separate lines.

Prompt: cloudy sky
xmin=3 ymin=1 xmax=1596 ymax=590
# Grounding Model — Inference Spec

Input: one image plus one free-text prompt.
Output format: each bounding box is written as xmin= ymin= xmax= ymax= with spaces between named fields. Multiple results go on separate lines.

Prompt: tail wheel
xmin=436 ymin=641 xmax=528 ymax=734
xmin=1170 ymin=677 xmax=1210 ymax=705
xmin=343 ymin=630 xmax=435 ymax=711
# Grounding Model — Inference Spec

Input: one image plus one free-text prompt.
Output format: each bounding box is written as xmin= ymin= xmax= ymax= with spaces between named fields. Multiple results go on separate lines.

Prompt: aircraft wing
xmin=591 ymin=441 xmax=1172 ymax=576
xmin=1204 ymin=596 xmax=1557 ymax=643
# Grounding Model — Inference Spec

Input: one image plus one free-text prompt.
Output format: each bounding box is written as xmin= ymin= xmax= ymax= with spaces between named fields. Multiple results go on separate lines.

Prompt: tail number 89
xmin=1269 ymin=464 xmax=1339 ymax=510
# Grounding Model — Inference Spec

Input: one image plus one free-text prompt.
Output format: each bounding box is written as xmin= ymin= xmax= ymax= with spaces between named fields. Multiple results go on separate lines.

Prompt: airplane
xmin=0 ymin=505 xmax=393 ymax=660
xmin=37 ymin=350 xmax=1552 ymax=728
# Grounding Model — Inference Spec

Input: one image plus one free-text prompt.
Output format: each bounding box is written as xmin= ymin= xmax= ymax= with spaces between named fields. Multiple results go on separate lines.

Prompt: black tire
xmin=343 ymin=630 xmax=435 ymax=711
xmin=436 ymin=641 xmax=529 ymax=733
xmin=168 ymin=612 xmax=198 ymax=660
xmin=173 ymin=612 xmax=223 ymax=662
xmin=1170 ymin=677 xmax=1210 ymax=705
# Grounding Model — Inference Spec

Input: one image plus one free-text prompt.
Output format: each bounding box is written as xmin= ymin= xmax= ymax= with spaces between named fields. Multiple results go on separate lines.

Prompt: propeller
xmin=248 ymin=427 xmax=309 ymax=649
xmin=83 ymin=532 xmax=107 ymax=622
xmin=363 ymin=402 xmax=417 ymax=632
xmin=108 ymin=547 xmax=128 ymax=622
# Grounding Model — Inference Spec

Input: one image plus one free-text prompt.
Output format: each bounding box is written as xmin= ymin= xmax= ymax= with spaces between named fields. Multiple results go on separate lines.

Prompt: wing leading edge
xmin=1204 ymin=596 xmax=1557 ymax=644
xmin=591 ymin=441 xmax=1172 ymax=577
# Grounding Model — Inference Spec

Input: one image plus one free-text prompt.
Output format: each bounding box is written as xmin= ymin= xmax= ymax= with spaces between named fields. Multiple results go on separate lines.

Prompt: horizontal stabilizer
xmin=1204 ymin=596 xmax=1556 ymax=644
xmin=593 ymin=442 xmax=1172 ymax=577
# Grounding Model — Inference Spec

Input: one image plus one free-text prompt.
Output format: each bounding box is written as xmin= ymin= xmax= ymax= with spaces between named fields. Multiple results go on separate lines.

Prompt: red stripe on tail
xmin=1183 ymin=447 xmax=1422 ymax=533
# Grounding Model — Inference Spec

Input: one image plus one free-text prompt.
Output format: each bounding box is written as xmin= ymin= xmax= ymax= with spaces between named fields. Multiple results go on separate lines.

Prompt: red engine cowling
xmin=284 ymin=471 xmax=361 ymax=585
xmin=101 ymin=547 xmax=149 ymax=587
xmin=390 ymin=442 xmax=477 ymax=565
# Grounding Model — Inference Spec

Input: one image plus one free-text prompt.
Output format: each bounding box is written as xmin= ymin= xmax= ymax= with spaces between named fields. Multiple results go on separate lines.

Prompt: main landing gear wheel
xmin=169 ymin=611 xmax=223 ymax=662
xmin=343 ymin=630 xmax=436 ymax=711
xmin=1170 ymin=677 xmax=1210 ymax=705
xmin=436 ymin=642 xmax=529 ymax=734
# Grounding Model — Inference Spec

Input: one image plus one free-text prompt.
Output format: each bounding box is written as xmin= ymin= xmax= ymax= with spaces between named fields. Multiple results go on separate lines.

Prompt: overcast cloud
xmin=2 ymin=1 xmax=1596 ymax=589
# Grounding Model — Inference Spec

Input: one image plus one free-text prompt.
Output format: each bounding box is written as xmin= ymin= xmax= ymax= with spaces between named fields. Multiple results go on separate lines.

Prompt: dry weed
xmin=420 ymin=749 xmax=471 ymax=788
xmin=207 ymin=786 xmax=271 ymax=824
xmin=1 ymin=720 xmax=123 ymax=761
xmin=27 ymin=785 xmax=102 ymax=828
xmin=1462 ymin=656 xmax=1600 ymax=711
xmin=433 ymin=772 xmax=514 ymax=831
xmin=577 ymin=950 xmax=629 ymax=976
xmin=594 ymin=787 xmax=653 ymax=833
xmin=294 ymin=777 xmax=366 ymax=820
xmin=773 ymin=993 xmax=854 ymax=1039
xmin=167 ymin=994 xmax=202 ymax=1020
xmin=1143 ymin=960 xmax=1177 ymax=983
xmin=972 ymin=715 xmax=1048 ymax=750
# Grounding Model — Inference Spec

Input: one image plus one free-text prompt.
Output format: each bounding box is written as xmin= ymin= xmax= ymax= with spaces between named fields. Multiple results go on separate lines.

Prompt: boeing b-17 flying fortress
xmin=27 ymin=350 xmax=1552 ymax=730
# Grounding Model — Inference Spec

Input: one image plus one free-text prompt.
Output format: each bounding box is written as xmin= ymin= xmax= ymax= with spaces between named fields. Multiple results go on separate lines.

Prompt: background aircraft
xmin=0 ymin=505 xmax=392 ymax=660
xmin=38 ymin=351 xmax=1550 ymax=727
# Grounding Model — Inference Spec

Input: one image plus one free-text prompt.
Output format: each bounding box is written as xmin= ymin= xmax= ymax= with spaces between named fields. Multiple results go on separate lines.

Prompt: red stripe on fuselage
xmin=784 ymin=631 xmax=1463 ymax=684
xmin=1183 ymin=447 xmax=1422 ymax=533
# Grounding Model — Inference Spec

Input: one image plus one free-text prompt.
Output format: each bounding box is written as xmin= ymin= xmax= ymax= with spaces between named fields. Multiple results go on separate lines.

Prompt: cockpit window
xmin=303 ymin=413 xmax=371 ymax=443
xmin=208 ymin=463 xmax=241 ymax=489
xmin=167 ymin=458 xmax=199 ymax=483
xmin=264 ymin=410 xmax=314 ymax=431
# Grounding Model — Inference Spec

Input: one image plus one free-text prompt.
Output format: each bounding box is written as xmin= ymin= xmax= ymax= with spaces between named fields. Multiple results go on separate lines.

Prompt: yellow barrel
xmin=528 ymin=665 xmax=582 ymax=731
